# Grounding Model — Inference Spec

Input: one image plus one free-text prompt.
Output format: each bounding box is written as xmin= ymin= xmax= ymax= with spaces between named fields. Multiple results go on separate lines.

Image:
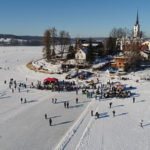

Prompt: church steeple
xmin=134 ymin=10 xmax=140 ymax=38
xmin=136 ymin=10 xmax=139 ymax=25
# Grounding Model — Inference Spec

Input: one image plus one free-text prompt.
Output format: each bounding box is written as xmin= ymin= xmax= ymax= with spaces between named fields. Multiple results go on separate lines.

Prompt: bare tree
xmin=125 ymin=41 xmax=142 ymax=70
xmin=110 ymin=27 xmax=131 ymax=38
xmin=58 ymin=30 xmax=71 ymax=58
xmin=74 ymin=38 xmax=81 ymax=52
xmin=42 ymin=29 xmax=51 ymax=61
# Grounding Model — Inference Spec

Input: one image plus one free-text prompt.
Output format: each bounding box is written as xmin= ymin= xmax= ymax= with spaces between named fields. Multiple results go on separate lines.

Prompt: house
xmin=114 ymin=55 xmax=129 ymax=69
xmin=75 ymin=48 xmax=87 ymax=64
xmin=140 ymin=50 xmax=150 ymax=60
xmin=142 ymin=40 xmax=150 ymax=50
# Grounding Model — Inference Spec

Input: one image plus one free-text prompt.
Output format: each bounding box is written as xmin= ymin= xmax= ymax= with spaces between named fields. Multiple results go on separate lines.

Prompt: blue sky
xmin=0 ymin=0 xmax=149 ymax=37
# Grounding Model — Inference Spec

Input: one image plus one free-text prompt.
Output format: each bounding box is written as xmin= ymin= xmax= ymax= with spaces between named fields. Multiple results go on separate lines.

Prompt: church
xmin=116 ymin=11 xmax=143 ymax=51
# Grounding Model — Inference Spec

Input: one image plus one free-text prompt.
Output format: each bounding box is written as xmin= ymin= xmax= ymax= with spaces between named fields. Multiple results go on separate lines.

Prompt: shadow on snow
xmin=112 ymin=104 xmax=124 ymax=108
xmin=136 ymin=99 xmax=146 ymax=103
xmin=116 ymin=112 xmax=128 ymax=117
xmin=26 ymin=100 xmax=38 ymax=103
xmin=52 ymin=120 xmax=73 ymax=126
xmin=69 ymin=104 xmax=83 ymax=109
xmin=0 ymin=96 xmax=11 ymax=100
xmin=143 ymin=123 xmax=150 ymax=127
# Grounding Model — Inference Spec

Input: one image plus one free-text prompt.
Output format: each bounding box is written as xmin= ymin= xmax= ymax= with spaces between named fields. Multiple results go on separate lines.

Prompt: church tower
xmin=134 ymin=11 xmax=140 ymax=38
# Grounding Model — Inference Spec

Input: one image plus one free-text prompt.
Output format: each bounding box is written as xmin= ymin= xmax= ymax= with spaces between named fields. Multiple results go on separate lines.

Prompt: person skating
xmin=52 ymin=98 xmax=54 ymax=103
xmin=140 ymin=120 xmax=143 ymax=128
xmin=76 ymin=88 xmax=78 ymax=95
xmin=133 ymin=97 xmax=135 ymax=103
xmin=95 ymin=95 xmax=97 ymax=100
xmin=109 ymin=102 xmax=112 ymax=108
xmin=95 ymin=112 xmax=99 ymax=119
xmin=55 ymin=98 xmax=57 ymax=103
xmin=76 ymin=98 xmax=78 ymax=104
xmin=112 ymin=110 xmax=115 ymax=117
xmin=18 ymin=87 xmax=20 ymax=93
xmin=64 ymin=101 xmax=66 ymax=108
xmin=20 ymin=98 xmax=23 ymax=104
xmin=67 ymin=102 xmax=69 ymax=108
xmin=24 ymin=98 xmax=27 ymax=103
xmin=91 ymin=110 xmax=93 ymax=116
xmin=45 ymin=113 xmax=47 ymax=119
xmin=49 ymin=118 xmax=52 ymax=126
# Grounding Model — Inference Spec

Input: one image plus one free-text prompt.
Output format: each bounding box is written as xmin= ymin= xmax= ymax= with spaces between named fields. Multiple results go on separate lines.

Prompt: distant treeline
xmin=0 ymin=34 xmax=42 ymax=40
xmin=0 ymin=34 xmax=42 ymax=46
xmin=0 ymin=33 xmax=106 ymax=46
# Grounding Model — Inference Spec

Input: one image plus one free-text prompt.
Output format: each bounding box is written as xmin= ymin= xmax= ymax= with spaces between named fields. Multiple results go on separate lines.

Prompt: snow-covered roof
xmin=82 ymin=43 xmax=98 ymax=47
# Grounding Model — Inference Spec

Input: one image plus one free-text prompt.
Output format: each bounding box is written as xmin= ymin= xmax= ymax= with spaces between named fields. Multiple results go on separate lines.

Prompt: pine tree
xmin=58 ymin=31 xmax=71 ymax=58
xmin=87 ymin=39 xmax=94 ymax=63
xmin=105 ymin=37 xmax=116 ymax=55
xmin=67 ymin=45 xmax=75 ymax=59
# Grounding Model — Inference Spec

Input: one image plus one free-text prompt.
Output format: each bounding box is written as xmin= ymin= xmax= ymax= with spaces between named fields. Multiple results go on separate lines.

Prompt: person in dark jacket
xmin=45 ymin=113 xmax=47 ymax=119
xmin=109 ymin=102 xmax=112 ymax=108
xmin=52 ymin=98 xmax=54 ymax=103
xmin=20 ymin=98 xmax=23 ymax=104
xmin=49 ymin=118 xmax=52 ymax=126
xmin=112 ymin=110 xmax=115 ymax=117
xmin=67 ymin=102 xmax=69 ymax=108
xmin=95 ymin=112 xmax=99 ymax=118
xmin=91 ymin=110 xmax=93 ymax=116
xmin=76 ymin=98 xmax=78 ymax=104
xmin=24 ymin=98 xmax=27 ymax=103
xmin=55 ymin=98 xmax=57 ymax=103
xmin=64 ymin=101 xmax=66 ymax=108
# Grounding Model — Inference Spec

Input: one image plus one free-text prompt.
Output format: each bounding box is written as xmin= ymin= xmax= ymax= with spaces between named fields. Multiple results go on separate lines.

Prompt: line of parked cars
xmin=65 ymin=70 xmax=93 ymax=80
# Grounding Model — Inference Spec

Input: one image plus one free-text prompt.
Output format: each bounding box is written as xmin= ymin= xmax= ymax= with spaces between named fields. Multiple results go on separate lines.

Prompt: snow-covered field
xmin=0 ymin=46 xmax=150 ymax=150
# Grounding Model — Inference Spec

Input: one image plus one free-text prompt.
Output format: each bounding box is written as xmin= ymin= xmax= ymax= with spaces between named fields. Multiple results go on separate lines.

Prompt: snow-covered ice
xmin=0 ymin=46 xmax=150 ymax=150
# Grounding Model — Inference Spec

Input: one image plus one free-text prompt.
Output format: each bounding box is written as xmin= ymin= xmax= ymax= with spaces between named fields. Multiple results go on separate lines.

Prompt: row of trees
xmin=42 ymin=27 xmax=71 ymax=61
xmin=42 ymin=27 xmax=133 ymax=63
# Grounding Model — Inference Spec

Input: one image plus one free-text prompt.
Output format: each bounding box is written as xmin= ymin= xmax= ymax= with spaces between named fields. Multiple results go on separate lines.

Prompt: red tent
xmin=44 ymin=78 xmax=58 ymax=82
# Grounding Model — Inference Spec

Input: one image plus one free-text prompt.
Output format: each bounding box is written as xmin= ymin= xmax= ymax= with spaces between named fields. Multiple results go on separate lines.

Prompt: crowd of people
xmin=36 ymin=80 xmax=79 ymax=92
xmin=81 ymin=81 xmax=132 ymax=101
xmin=4 ymin=78 xmax=29 ymax=104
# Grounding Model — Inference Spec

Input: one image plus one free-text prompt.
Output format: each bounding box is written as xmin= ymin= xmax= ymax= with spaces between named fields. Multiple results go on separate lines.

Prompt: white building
xmin=140 ymin=50 xmax=150 ymax=60
xmin=75 ymin=48 xmax=87 ymax=64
